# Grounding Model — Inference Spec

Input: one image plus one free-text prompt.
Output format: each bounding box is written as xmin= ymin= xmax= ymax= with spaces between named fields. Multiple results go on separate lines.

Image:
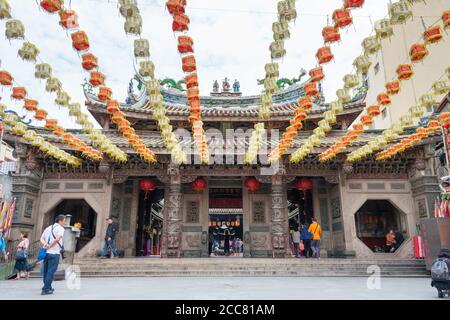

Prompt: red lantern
xmin=340 ymin=136 xmax=352 ymax=146
xmin=295 ymin=178 xmax=313 ymax=191
xmin=343 ymin=0 xmax=364 ymax=9
xmin=322 ymin=26 xmax=341 ymax=43
xmin=166 ymin=0 xmax=186 ymax=15
xmin=24 ymin=99 xmax=38 ymax=112
xmin=53 ymin=126 xmax=65 ymax=136
xmin=187 ymin=87 xmax=200 ymax=102
xmin=89 ymin=71 xmax=105 ymax=87
xmin=442 ymin=11 xmax=450 ymax=29
xmin=11 ymin=87 xmax=27 ymax=100
xmin=367 ymin=105 xmax=381 ymax=117
xmin=111 ymin=111 xmax=125 ymax=124
xmin=385 ymin=80 xmax=400 ymax=95
xmin=34 ymin=108 xmax=48 ymax=121
xmin=0 ymin=71 xmax=13 ymax=86
xmin=172 ymin=13 xmax=190 ymax=32
xmin=107 ymin=100 xmax=120 ymax=114
xmin=377 ymin=93 xmax=391 ymax=106
xmin=353 ymin=123 xmax=364 ymax=133
xmin=298 ymin=96 xmax=313 ymax=110
xmin=424 ymin=26 xmax=443 ymax=44
xmin=178 ymin=35 xmax=194 ymax=54
xmin=316 ymin=46 xmax=334 ymax=65
xmin=45 ymin=119 xmax=58 ymax=130
xmin=294 ymin=108 xmax=307 ymax=121
xmin=244 ymin=177 xmax=261 ymax=193
xmin=182 ymin=55 xmax=196 ymax=73
xmin=396 ymin=64 xmax=413 ymax=81
xmin=333 ymin=8 xmax=353 ymax=28
xmin=40 ymin=0 xmax=62 ymax=13
xmin=303 ymin=82 xmax=318 ymax=97
xmin=98 ymin=87 xmax=112 ymax=101
xmin=81 ymin=53 xmax=98 ymax=71
xmin=59 ymin=9 xmax=78 ymax=29
xmin=235 ymin=220 xmax=241 ymax=227
xmin=309 ymin=67 xmax=325 ymax=83
xmin=409 ymin=43 xmax=428 ymax=62
xmin=191 ymin=177 xmax=207 ymax=192
xmin=361 ymin=115 xmax=373 ymax=126
xmin=71 ymin=31 xmax=89 ymax=51
xmin=185 ymin=73 xmax=198 ymax=89
xmin=139 ymin=179 xmax=157 ymax=199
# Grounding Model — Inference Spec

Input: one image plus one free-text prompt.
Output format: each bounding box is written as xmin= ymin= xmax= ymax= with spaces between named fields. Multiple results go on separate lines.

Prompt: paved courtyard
xmin=0 ymin=276 xmax=444 ymax=300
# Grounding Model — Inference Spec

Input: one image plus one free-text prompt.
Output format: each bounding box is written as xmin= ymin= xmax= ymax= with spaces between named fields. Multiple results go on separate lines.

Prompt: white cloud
xmin=0 ymin=0 xmax=391 ymax=129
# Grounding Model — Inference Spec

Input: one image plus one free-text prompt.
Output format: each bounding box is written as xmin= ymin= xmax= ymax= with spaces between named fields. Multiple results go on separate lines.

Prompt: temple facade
xmin=2 ymin=78 xmax=447 ymax=260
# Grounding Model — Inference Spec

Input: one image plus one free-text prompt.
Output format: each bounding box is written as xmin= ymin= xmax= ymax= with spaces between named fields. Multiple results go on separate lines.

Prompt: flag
xmin=434 ymin=197 xmax=439 ymax=218
xmin=440 ymin=197 xmax=445 ymax=218
xmin=0 ymin=200 xmax=6 ymax=227
xmin=5 ymin=199 xmax=16 ymax=239
xmin=0 ymin=200 xmax=9 ymax=229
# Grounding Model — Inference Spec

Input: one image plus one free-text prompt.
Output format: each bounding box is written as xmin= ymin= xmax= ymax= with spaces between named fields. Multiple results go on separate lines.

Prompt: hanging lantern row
xmin=319 ymin=12 xmax=449 ymax=163
xmin=165 ymin=0 xmax=208 ymax=164
xmin=244 ymin=123 xmax=265 ymax=164
xmin=0 ymin=110 xmax=82 ymax=166
xmin=209 ymin=220 xmax=241 ymax=228
xmin=37 ymin=0 xmax=159 ymax=163
xmin=346 ymin=69 xmax=450 ymax=163
xmin=115 ymin=0 xmax=187 ymax=164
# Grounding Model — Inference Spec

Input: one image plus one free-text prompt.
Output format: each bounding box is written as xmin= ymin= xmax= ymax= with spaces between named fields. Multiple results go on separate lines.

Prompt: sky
xmin=0 ymin=0 xmax=392 ymax=129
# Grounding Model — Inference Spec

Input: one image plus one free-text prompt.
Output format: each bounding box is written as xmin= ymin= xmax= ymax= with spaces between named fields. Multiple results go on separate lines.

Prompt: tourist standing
xmin=101 ymin=217 xmax=118 ymax=258
xmin=40 ymin=215 xmax=65 ymax=295
xmin=301 ymin=223 xmax=312 ymax=258
xmin=14 ymin=232 xmax=29 ymax=280
xmin=292 ymin=227 xmax=301 ymax=258
xmin=386 ymin=230 xmax=396 ymax=253
xmin=308 ymin=218 xmax=322 ymax=258
xmin=0 ymin=229 xmax=7 ymax=262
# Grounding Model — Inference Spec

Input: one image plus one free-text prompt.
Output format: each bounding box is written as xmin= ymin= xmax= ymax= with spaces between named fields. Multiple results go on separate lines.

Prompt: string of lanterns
xmin=116 ymin=0 xmax=187 ymax=165
xmin=0 ymin=68 xmax=103 ymax=161
xmin=270 ymin=0 xmax=366 ymax=163
xmin=0 ymin=1 xmax=127 ymax=163
xmin=347 ymin=68 xmax=450 ymax=162
xmin=165 ymin=0 xmax=209 ymax=164
xmin=36 ymin=0 xmax=156 ymax=163
xmin=0 ymin=104 xmax=82 ymax=166
xmin=320 ymin=4 xmax=449 ymax=162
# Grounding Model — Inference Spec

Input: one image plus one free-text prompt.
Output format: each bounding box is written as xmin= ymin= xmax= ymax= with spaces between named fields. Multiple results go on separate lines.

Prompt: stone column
xmin=271 ymin=175 xmax=289 ymax=257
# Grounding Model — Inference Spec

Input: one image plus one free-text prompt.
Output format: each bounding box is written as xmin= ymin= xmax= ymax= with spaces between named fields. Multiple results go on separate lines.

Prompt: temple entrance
xmin=135 ymin=186 xmax=164 ymax=257
xmin=208 ymin=187 xmax=244 ymax=257
xmin=287 ymin=187 xmax=314 ymax=227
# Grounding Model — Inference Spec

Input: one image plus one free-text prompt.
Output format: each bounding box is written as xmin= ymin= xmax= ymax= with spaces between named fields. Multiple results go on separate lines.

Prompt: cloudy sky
xmin=0 ymin=0 xmax=392 ymax=129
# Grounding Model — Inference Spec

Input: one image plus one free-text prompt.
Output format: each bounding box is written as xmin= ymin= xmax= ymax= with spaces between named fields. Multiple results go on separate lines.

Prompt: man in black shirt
xmin=101 ymin=217 xmax=118 ymax=258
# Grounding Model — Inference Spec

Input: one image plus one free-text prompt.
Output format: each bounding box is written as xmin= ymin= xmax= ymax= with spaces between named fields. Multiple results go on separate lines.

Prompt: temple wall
xmin=180 ymin=187 xmax=206 ymax=257
xmin=246 ymin=187 xmax=271 ymax=258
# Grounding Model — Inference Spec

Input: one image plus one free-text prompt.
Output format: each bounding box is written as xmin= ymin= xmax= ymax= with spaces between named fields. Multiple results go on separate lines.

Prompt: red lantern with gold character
xmin=107 ymin=100 xmax=120 ymax=114
xmin=182 ymin=55 xmax=196 ymax=73
xmin=309 ymin=67 xmax=325 ymax=83
xmin=34 ymin=108 xmax=48 ymax=121
xmin=11 ymin=87 xmax=27 ymax=100
xmin=44 ymin=119 xmax=58 ymax=131
xmin=81 ymin=53 xmax=98 ymax=71
xmin=71 ymin=31 xmax=89 ymax=51
xmin=244 ymin=177 xmax=261 ymax=193
xmin=40 ymin=0 xmax=63 ymax=13
xmin=24 ymin=99 xmax=38 ymax=112
xmin=172 ymin=13 xmax=190 ymax=32
xmin=187 ymin=87 xmax=200 ymax=103
xmin=343 ymin=0 xmax=365 ymax=9
xmin=295 ymin=178 xmax=313 ymax=191
xmin=303 ymin=82 xmax=318 ymax=97
xmin=367 ymin=105 xmax=381 ymax=117
xmin=59 ymin=9 xmax=78 ymax=29
xmin=333 ymin=8 xmax=352 ymax=28
xmin=322 ymin=26 xmax=341 ymax=43
xmin=442 ymin=11 xmax=450 ymax=29
xmin=178 ymin=35 xmax=193 ymax=54
xmin=89 ymin=71 xmax=105 ymax=87
xmin=361 ymin=115 xmax=373 ymax=126
xmin=166 ymin=0 xmax=186 ymax=15
xmin=189 ymin=100 xmax=201 ymax=114
xmin=53 ymin=126 xmax=65 ymax=136
xmin=353 ymin=123 xmax=364 ymax=134
xmin=424 ymin=26 xmax=443 ymax=44
xmin=409 ymin=43 xmax=428 ymax=62
xmin=386 ymin=80 xmax=400 ymax=95
xmin=0 ymin=71 xmax=13 ymax=86
xmin=299 ymin=96 xmax=313 ymax=110
xmin=377 ymin=93 xmax=391 ymax=106
xmin=139 ymin=179 xmax=157 ymax=199
xmin=98 ymin=87 xmax=112 ymax=101
xmin=316 ymin=46 xmax=333 ymax=65
xmin=294 ymin=108 xmax=307 ymax=121
xmin=396 ymin=64 xmax=413 ymax=81
xmin=191 ymin=177 xmax=207 ymax=192
xmin=185 ymin=73 xmax=198 ymax=89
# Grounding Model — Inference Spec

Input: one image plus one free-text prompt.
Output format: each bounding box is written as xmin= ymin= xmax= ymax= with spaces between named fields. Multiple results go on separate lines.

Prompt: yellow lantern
xmin=269 ymin=40 xmax=286 ymax=60
xmin=375 ymin=18 xmax=393 ymax=39
xmin=432 ymin=80 xmax=450 ymax=95
xmin=23 ymin=130 xmax=36 ymax=141
xmin=265 ymin=63 xmax=279 ymax=78
xmin=4 ymin=113 xmax=18 ymax=126
xmin=310 ymin=135 xmax=321 ymax=147
xmin=264 ymin=77 xmax=278 ymax=94
xmin=330 ymin=100 xmax=343 ymax=113
xmin=124 ymin=15 xmax=142 ymax=35
xmin=139 ymin=60 xmax=155 ymax=78
xmin=0 ymin=103 xmax=6 ymax=117
xmin=18 ymin=42 xmax=40 ymax=62
xmin=134 ymin=39 xmax=150 ymax=58
xmin=277 ymin=0 xmax=297 ymax=22
xmin=336 ymin=88 xmax=351 ymax=103
xmin=146 ymin=79 xmax=160 ymax=95
xmin=31 ymin=136 xmax=45 ymax=147
xmin=343 ymin=74 xmax=359 ymax=89
xmin=318 ymin=119 xmax=331 ymax=132
xmin=409 ymin=105 xmax=425 ymax=118
xmin=353 ymin=55 xmax=371 ymax=74
xmin=45 ymin=77 xmax=62 ymax=92
xmin=419 ymin=93 xmax=436 ymax=109
xmin=389 ymin=0 xmax=412 ymax=25
xmin=313 ymin=127 xmax=326 ymax=139
xmin=400 ymin=114 xmax=413 ymax=127
xmin=11 ymin=122 xmax=27 ymax=135
xmin=272 ymin=20 xmax=290 ymax=40
xmin=324 ymin=110 xmax=336 ymax=124
xmin=5 ymin=19 xmax=24 ymax=40
xmin=0 ymin=0 xmax=12 ymax=20
xmin=55 ymin=91 xmax=71 ymax=106
xmin=382 ymin=129 xmax=395 ymax=141
xmin=375 ymin=136 xmax=387 ymax=147
xmin=119 ymin=0 xmax=139 ymax=17
xmin=391 ymin=123 xmax=404 ymax=134
xmin=362 ymin=36 xmax=381 ymax=55
xmin=35 ymin=63 xmax=52 ymax=79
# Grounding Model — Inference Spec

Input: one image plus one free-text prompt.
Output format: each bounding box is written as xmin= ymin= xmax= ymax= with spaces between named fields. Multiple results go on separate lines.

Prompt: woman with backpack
xmin=14 ymin=232 xmax=30 ymax=280
xmin=300 ymin=223 xmax=312 ymax=258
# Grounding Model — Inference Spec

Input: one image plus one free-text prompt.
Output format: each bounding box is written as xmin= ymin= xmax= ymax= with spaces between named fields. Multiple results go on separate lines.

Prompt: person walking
xmin=101 ymin=217 xmax=118 ymax=258
xmin=40 ymin=215 xmax=65 ymax=295
xmin=14 ymin=232 xmax=29 ymax=280
xmin=386 ymin=229 xmax=396 ymax=253
xmin=308 ymin=218 xmax=322 ymax=258
xmin=292 ymin=227 xmax=301 ymax=258
xmin=301 ymin=223 xmax=312 ymax=258
xmin=0 ymin=229 xmax=7 ymax=262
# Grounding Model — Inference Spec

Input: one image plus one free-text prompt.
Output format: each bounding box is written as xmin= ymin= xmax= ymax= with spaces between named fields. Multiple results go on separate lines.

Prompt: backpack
xmin=431 ymin=258 xmax=450 ymax=281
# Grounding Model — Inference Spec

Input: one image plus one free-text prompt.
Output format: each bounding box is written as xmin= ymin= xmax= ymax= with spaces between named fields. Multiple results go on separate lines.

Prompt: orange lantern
xmin=443 ymin=11 xmax=450 ymax=29
xmin=44 ymin=119 xmax=58 ymax=130
xmin=333 ymin=8 xmax=352 ymax=28
xmin=309 ymin=67 xmax=325 ymax=83
xmin=111 ymin=111 xmax=125 ymax=124
xmin=322 ymin=26 xmax=341 ymax=43
xmin=107 ymin=100 xmax=120 ymax=114
xmin=303 ymin=82 xmax=318 ymax=97
xmin=40 ymin=0 xmax=62 ymax=13
xmin=410 ymin=133 xmax=421 ymax=144
xmin=24 ymin=99 xmax=38 ymax=112
xmin=166 ymin=0 xmax=186 ymax=15
xmin=53 ymin=126 xmax=65 ymax=136
xmin=409 ymin=43 xmax=428 ymax=62
xmin=178 ymin=35 xmax=194 ymax=54
xmin=346 ymin=130 xmax=359 ymax=140
xmin=189 ymin=100 xmax=201 ymax=113
xmin=396 ymin=64 xmax=413 ymax=81
xmin=316 ymin=46 xmax=333 ymax=65
xmin=172 ymin=13 xmax=190 ymax=32
xmin=98 ymin=87 xmax=112 ymax=101
xmin=290 ymin=118 xmax=303 ymax=130
xmin=341 ymin=136 xmax=352 ymax=146
xmin=0 ymin=71 xmax=13 ymax=86
xmin=385 ymin=80 xmax=400 ymax=95
xmin=416 ymin=127 xmax=428 ymax=139
xmin=401 ymin=138 xmax=413 ymax=148
xmin=294 ymin=108 xmax=307 ymax=121
xmin=361 ymin=115 xmax=373 ymax=126
xmin=353 ymin=123 xmax=364 ymax=133
xmin=377 ymin=93 xmax=391 ymax=106
xmin=34 ymin=108 xmax=48 ymax=121
xmin=182 ymin=55 xmax=196 ymax=73
xmin=71 ymin=31 xmax=89 ymax=51
xmin=298 ymin=96 xmax=313 ymax=110
xmin=118 ymin=119 xmax=130 ymax=132
xmin=59 ymin=9 xmax=78 ymax=29
xmin=123 ymin=128 xmax=135 ymax=139
xmin=367 ymin=105 xmax=381 ymax=117
xmin=11 ymin=87 xmax=27 ymax=100
xmin=185 ymin=73 xmax=198 ymax=89
xmin=424 ymin=26 xmax=443 ymax=44
xmin=81 ymin=53 xmax=98 ymax=71
xmin=89 ymin=71 xmax=105 ymax=87
xmin=187 ymin=87 xmax=200 ymax=102
xmin=62 ymin=133 xmax=73 ymax=144
xmin=343 ymin=0 xmax=365 ymax=9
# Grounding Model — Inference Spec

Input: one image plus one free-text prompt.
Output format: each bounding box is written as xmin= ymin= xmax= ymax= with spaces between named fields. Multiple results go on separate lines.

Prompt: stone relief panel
xmin=251 ymin=233 xmax=268 ymax=249
xmin=23 ymin=198 xmax=34 ymax=218
xmin=186 ymin=201 xmax=200 ymax=223
xmin=331 ymin=197 xmax=341 ymax=219
xmin=252 ymin=201 xmax=266 ymax=223
xmin=183 ymin=233 xmax=201 ymax=249
xmin=110 ymin=197 xmax=120 ymax=219
xmin=121 ymin=197 xmax=132 ymax=231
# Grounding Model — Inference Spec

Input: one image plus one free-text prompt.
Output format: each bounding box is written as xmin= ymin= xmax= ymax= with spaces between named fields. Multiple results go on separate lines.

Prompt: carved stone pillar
xmin=270 ymin=175 xmax=289 ymax=257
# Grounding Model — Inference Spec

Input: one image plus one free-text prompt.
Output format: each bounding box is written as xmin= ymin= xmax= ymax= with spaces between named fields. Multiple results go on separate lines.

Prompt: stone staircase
xmin=69 ymin=257 xmax=429 ymax=278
